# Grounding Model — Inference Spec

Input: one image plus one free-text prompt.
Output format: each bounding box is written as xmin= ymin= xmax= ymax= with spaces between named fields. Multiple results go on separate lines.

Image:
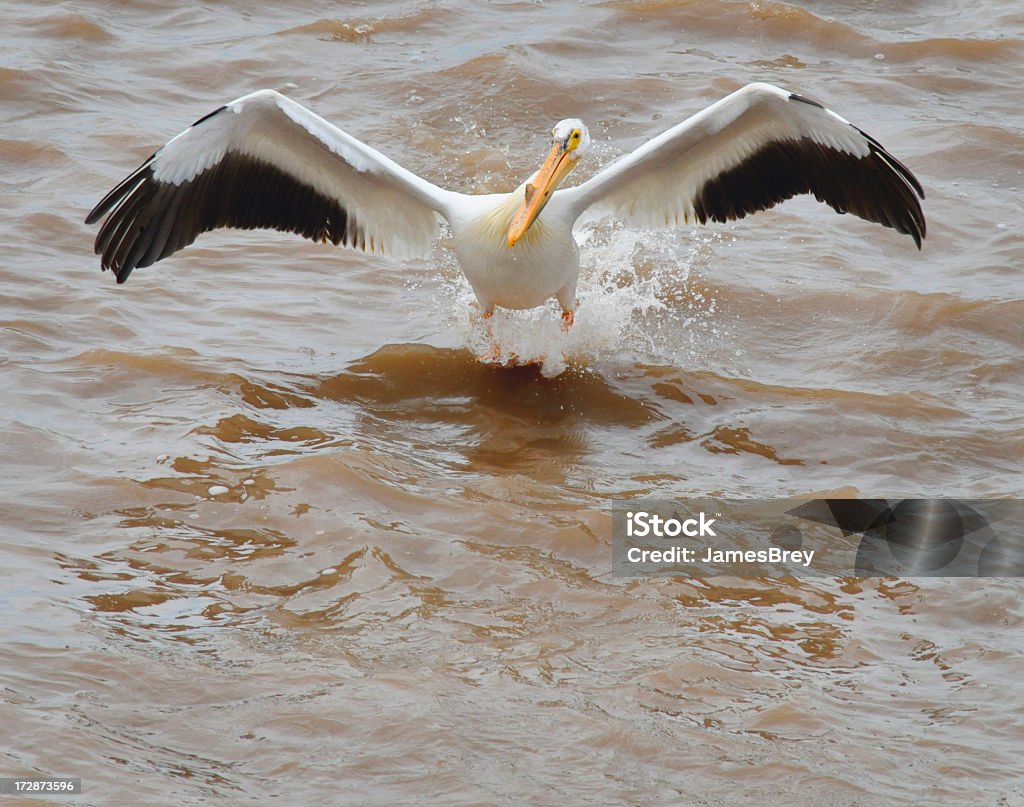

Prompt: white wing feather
xmin=557 ymin=83 xmax=922 ymax=240
xmin=88 ymin=90 xmax=459 ymax=280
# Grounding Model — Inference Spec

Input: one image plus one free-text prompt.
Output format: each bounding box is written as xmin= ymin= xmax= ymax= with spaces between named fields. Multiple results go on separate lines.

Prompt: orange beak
xmin=507 ymin=139 xmax=576 ymax=247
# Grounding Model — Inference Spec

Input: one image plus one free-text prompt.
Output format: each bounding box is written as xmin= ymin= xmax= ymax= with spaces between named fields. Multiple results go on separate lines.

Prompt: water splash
xmin=432 ymin=220 xmax=726 ymax=377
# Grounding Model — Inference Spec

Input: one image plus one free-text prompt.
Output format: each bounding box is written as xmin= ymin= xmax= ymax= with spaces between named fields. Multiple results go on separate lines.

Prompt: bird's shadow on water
xmin=212 ymin=342 xmax=812 ymax=475
xmin=293 ymin=342 xmax=664 ymax=472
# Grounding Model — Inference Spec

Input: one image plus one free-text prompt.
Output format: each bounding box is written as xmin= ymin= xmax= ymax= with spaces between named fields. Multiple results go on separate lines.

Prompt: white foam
xmin=436 ymin=220 xmax=725 ymax=376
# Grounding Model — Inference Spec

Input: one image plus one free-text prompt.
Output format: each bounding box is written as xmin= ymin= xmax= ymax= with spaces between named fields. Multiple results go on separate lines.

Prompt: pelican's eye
xmin=566 ymin=129 xmax=582 ymax=150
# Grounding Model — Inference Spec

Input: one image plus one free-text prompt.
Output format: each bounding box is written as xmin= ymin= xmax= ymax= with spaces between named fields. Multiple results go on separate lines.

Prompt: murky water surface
xmin=2 ymin=1 xmax=1022 ymax=803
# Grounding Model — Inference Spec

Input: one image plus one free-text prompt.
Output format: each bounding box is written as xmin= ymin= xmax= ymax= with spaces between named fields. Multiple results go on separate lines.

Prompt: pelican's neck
xmin=462 ymin=183 xmax=549 ymax=252
xmin=487 ymin=182 xmax=533 ymax=231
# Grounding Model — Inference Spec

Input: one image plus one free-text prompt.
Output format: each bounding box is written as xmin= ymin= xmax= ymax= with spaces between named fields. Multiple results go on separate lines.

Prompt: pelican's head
xmin=507 ymin=118 xmax=590 ymax=247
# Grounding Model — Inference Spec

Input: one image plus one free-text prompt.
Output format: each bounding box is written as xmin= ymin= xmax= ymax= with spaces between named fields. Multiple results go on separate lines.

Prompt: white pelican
xmin=86 ymin=83 xmax=925 ymax=332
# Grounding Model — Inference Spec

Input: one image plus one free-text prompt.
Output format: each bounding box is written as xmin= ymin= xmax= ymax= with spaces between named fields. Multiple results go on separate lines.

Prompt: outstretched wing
xmin=86 ymin=90 xmax=458 ymax=282
xmin=558 ymin=83 xmax=925 ymax=247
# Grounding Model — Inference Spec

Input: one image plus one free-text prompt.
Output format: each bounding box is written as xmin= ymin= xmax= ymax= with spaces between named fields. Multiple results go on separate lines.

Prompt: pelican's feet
xmin=476 ymin=344 xmax=546 ymax=368
xmin=477 ymin=340 xmax=518 ymax=366
xmin=561 ymin=309 xmax=575 ymax=332
xmin=477 ymin=342 xmax=507 ymax=364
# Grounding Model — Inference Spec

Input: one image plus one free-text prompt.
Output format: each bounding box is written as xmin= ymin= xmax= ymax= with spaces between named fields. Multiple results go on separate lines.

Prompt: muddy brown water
xmin=2 ymin=0 xmax=1022 ymax=804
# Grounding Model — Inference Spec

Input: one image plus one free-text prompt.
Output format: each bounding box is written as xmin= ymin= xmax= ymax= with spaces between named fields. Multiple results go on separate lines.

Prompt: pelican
xmin=86 ymin=83 xmax=925 ymax=334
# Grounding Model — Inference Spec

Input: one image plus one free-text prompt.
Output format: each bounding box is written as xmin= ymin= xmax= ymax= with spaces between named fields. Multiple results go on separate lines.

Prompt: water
xmin=2 ymin=0 xmax=1023 ymax=803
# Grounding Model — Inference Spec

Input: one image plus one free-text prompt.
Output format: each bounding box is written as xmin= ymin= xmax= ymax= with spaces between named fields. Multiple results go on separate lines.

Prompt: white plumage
xmin=87 ymin=83 xmax=925 ymax=326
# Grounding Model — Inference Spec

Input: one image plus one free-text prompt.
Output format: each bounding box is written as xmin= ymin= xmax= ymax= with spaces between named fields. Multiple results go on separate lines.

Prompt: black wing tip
xmin=708 ymin=91 xmax=929 ymax=249
xmin=86 ymin=106 xmax=227 ymax=270
xmin=85 ymin=192 xmax=120 ymax=225
xmin=191 ymin=104 xmax=228 ymax=128
xmin=96 ymin=258 xmax=131 ymax=283
xmin=857 ymin=125 xmax=926 ymax=200
xmin=788 ymin=92 xmax=824 ymax=110
xmin=85 ymin=159 xmax=156 ymax=225
xmin=868 ymin=145 xmax=928 ymax=245
xmin=87 ymin=152 xmax=362 ymax=282
xmin=692 ymin=135 xmax=928 ymax=249
xmin=787 ymin=94 xmax=927 ymax=205
xmin=99 ymin=260 xmax=134 ymax=284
